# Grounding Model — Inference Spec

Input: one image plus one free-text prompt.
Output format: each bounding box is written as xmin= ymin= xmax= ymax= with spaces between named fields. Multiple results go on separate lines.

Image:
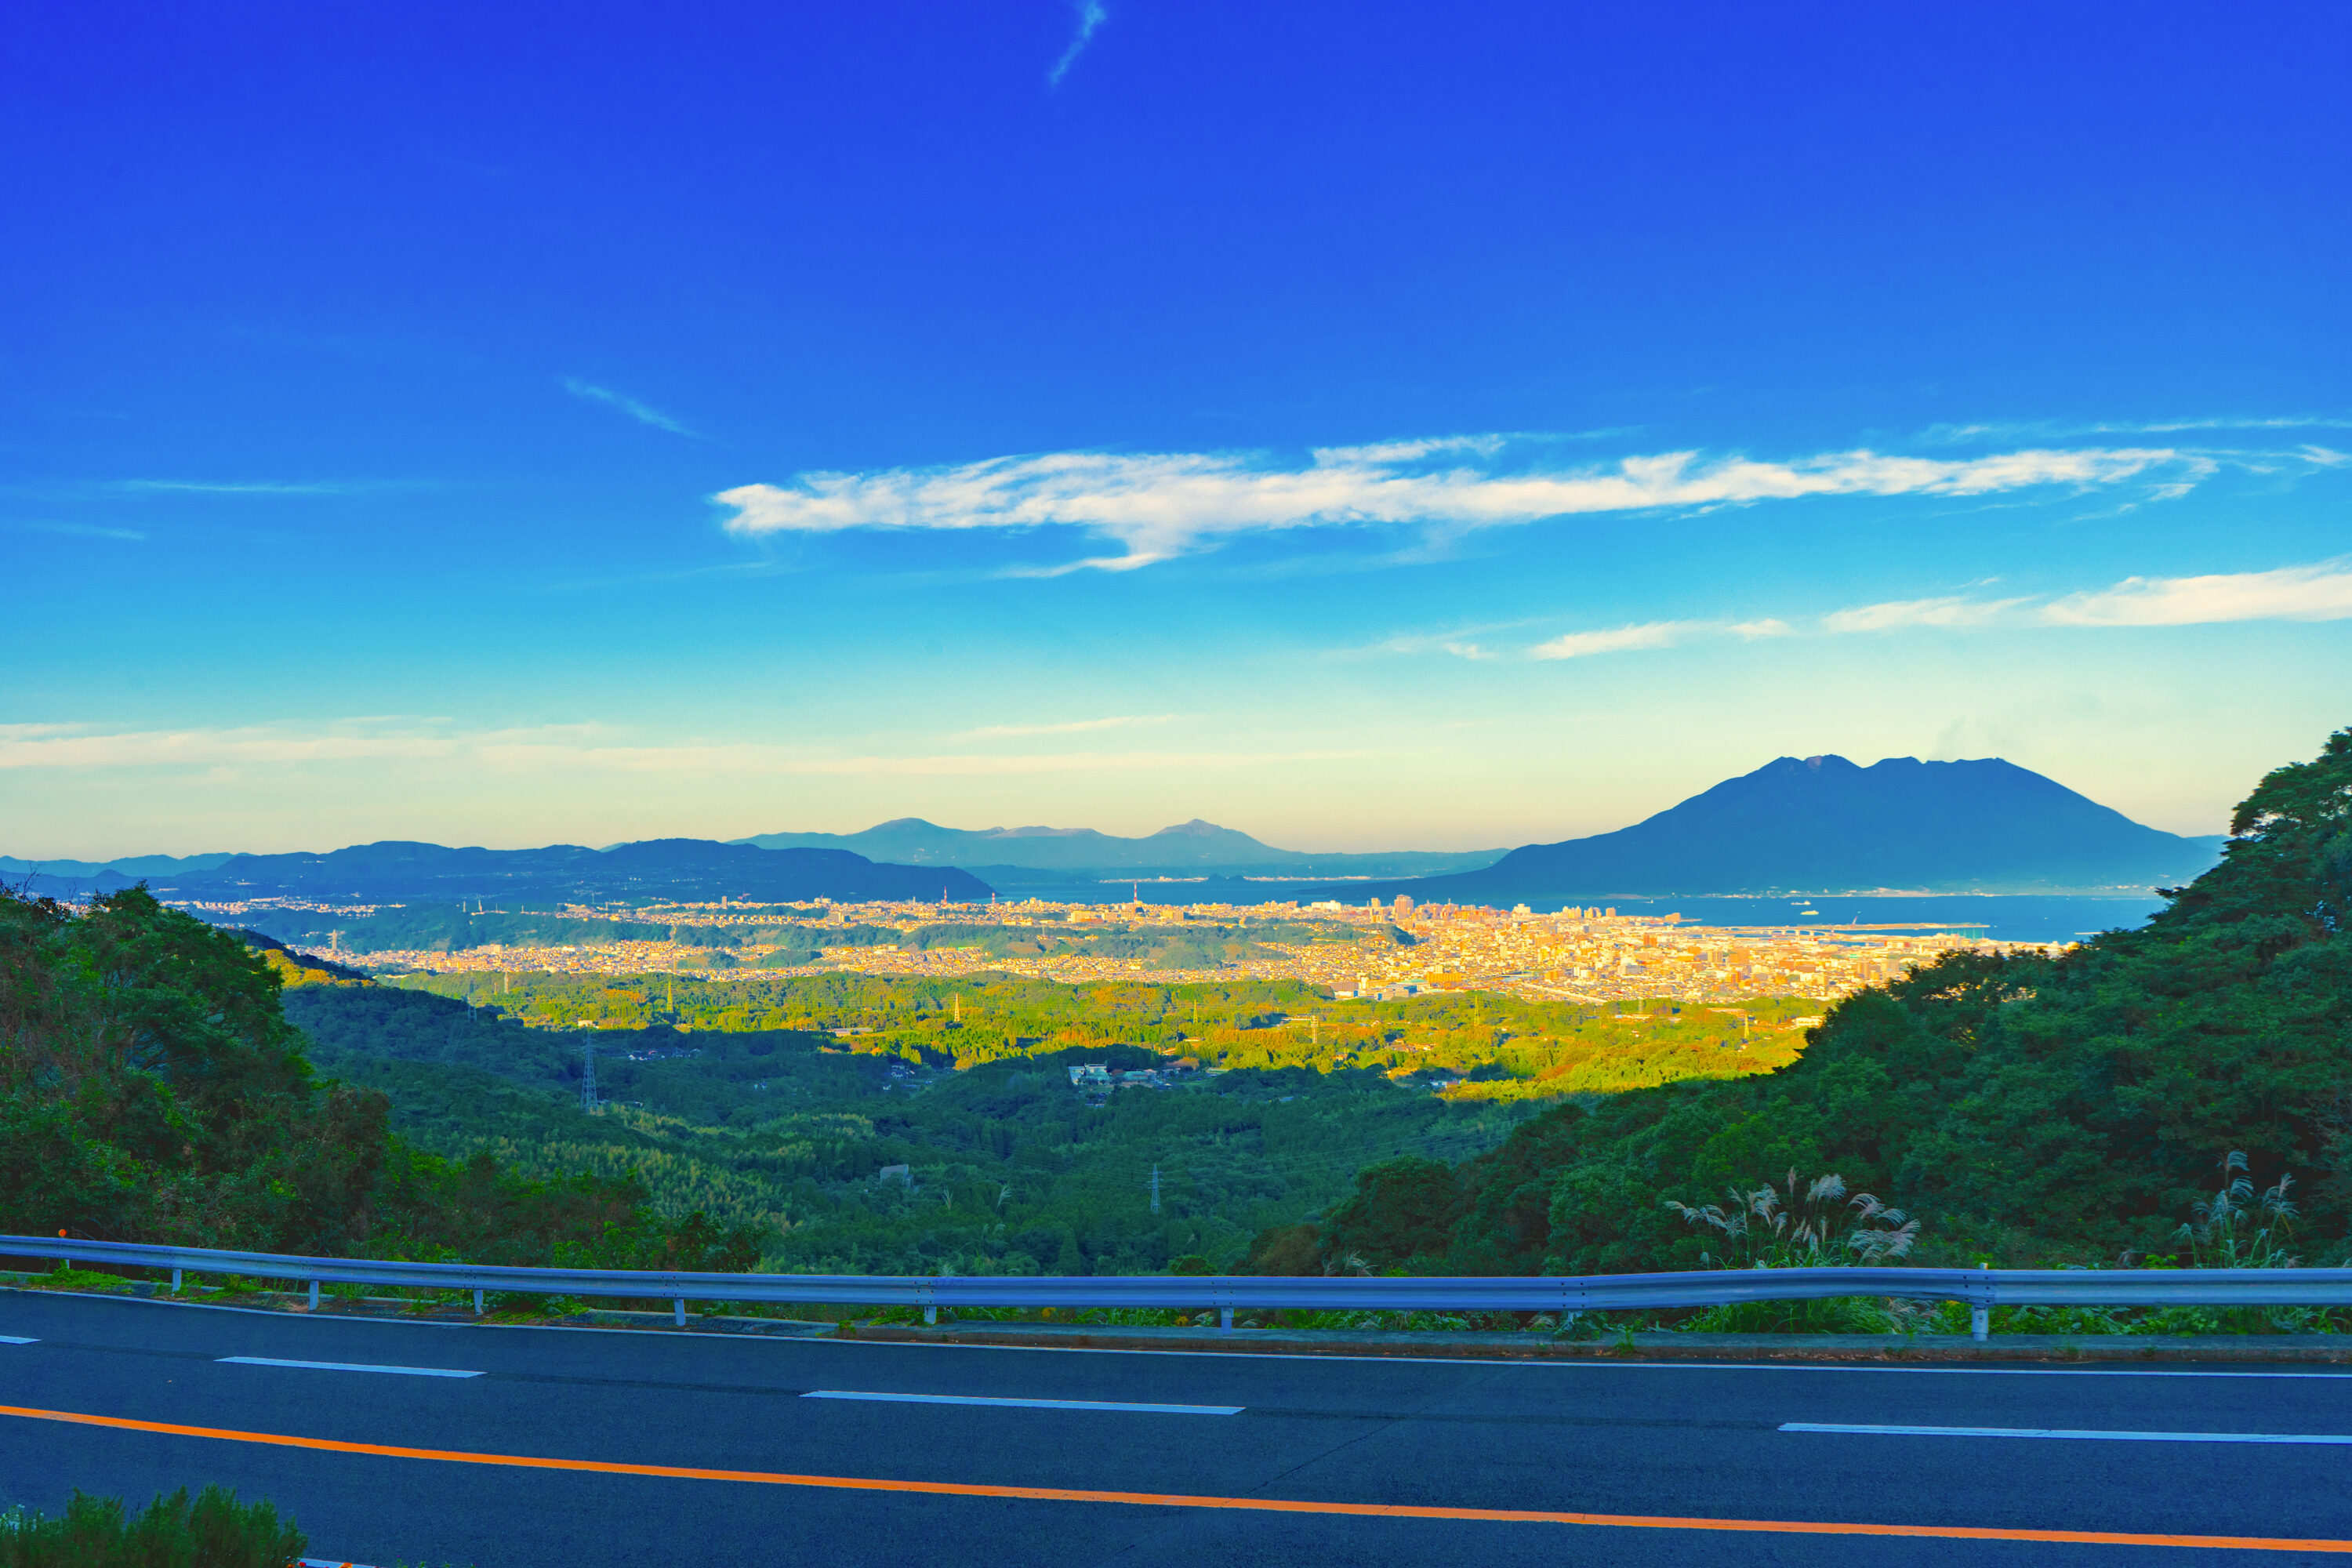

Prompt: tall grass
xmin=0 ymin=1486 xmax=303 ymax=1567
xmin=1664 ymin=1169 xmax=1922 ymax=1334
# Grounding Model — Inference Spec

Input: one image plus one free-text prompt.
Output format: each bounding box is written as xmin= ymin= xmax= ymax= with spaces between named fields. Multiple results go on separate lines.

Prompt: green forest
xmin=0 ymin=887 xmax=764 ymax=1273
xmin=389 ymin=967 xmax=1815 ymax=1095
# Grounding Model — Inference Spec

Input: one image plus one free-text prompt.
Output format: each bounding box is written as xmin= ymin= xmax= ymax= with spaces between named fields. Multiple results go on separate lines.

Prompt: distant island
xmin=1316 ymin=754 xmax=2226 ymax=904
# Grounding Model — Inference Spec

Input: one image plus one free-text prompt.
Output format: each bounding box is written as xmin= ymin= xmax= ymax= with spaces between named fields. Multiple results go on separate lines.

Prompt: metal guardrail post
xmin=170 ymin=1268 xmax=182 ymax=1294
xmin=474 ymin=1289 xmax=485 ymax=1316
xmin=8 ymin=1239 xmax=2351 ymax=1325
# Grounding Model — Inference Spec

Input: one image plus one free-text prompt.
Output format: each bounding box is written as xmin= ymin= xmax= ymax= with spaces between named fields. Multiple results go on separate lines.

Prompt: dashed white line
xmin=217 ymin=1356 xmax=482 ymax=1378
xmin=0 ymin=1336 xmax=37 ymax=1345
xmin=803 ymin=1389 xmax=1243 ymax=1414
xmin=1784 ymin=1422 xmax=2352 ymax=1445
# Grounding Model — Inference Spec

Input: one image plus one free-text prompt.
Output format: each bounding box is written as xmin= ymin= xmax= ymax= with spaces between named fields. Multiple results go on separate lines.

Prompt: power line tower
xmin=1149 ymin=1163 xmax=1161 ymax=1214
xmin=580 ymin=1038 xmax=599 ymax=1114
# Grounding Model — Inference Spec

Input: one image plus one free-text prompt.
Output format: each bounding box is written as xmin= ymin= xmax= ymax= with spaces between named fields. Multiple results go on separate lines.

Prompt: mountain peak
xmin=1150 ymin=818 xmax=1240 ymax=838
xmin=1330 ymin=751 xmax=2221 ymax=899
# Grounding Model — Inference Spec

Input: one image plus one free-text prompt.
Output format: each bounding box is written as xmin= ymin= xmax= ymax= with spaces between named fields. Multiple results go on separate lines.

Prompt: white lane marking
xmin=831 ymin=1339 xmax=2352 ymax=1378
xmin=0 ymin=1337 xmax=37 ymax=1345
xmin=803 ymin=1389 xmax=1242 ymax=1415
xmin=217 ymin=1356 xmax=482 ymax=1378
xmin=1784 ymin=1422 xmax=2352 ymax=1444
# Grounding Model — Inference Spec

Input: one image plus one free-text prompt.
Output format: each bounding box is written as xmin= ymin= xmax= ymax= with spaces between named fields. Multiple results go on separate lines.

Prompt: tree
xmin=1318 ymin=1156 xmax=1461 ymax=1271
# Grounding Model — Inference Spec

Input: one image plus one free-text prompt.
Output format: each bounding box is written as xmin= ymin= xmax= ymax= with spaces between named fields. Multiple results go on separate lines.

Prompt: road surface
xmin=4 ymin=1290 xmax=2349 ymax=1566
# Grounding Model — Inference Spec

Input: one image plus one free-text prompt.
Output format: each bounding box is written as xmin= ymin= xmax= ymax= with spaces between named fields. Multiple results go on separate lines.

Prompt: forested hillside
xmin=0 ymin=887 xmax=761 ymax=1271
xmin=282 ymin=982 xmax=1540 ymax=1274
xmin=1308 ymin=727 xmax=2352 ymax=1276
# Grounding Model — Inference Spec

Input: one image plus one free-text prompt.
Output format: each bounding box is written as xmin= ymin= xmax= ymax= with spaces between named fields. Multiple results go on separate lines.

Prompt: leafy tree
xmin=1318 ymin=1156 xmax=1462 ymax=1271
xmin=0 ymin=886 xmax=765 ymax=1270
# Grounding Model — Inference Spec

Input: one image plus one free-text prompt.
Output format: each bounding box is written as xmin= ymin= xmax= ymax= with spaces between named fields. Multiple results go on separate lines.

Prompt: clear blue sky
xmin=5 ymin=2 xmax=2347 ymax=858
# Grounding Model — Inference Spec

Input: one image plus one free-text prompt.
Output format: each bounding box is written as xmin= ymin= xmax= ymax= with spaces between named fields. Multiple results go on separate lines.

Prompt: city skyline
xmin=5 ymin=2 xmax=2348 ymax=858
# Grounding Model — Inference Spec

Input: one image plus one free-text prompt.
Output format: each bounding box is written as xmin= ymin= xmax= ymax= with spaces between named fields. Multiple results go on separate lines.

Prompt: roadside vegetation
xmin=0 ymin=1486 xmax=302 ymax=1568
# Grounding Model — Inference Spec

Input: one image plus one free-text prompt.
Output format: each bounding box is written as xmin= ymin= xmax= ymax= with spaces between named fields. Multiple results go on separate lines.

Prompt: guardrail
xmin=8 ymin=1235 xmax=2348 ymax=1341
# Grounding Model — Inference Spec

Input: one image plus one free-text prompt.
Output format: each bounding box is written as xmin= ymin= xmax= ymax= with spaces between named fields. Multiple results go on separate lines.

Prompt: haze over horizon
xmin=6 ymin=3 xmax=2348 ymax=859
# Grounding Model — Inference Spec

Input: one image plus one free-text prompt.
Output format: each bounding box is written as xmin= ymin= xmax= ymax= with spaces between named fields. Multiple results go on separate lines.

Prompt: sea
xmin=988 ymin=880 xmax=2169 ymax=943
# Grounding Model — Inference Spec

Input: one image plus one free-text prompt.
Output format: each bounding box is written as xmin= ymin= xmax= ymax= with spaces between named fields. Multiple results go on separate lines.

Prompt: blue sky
xmin=5 ymin=1 xmax=2348 ymax=858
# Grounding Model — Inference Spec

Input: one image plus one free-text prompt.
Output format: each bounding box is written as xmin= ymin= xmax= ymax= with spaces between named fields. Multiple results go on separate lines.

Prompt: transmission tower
xmin=1149 ymin=1163 xmax=1160 ymax=1214
xmin=580 ymin=1038 xmax=599 ymax=1113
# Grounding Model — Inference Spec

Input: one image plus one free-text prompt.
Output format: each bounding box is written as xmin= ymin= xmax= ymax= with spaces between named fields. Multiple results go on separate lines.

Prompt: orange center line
xmin=5 ymin=1403 xmax=2344 ymax=1553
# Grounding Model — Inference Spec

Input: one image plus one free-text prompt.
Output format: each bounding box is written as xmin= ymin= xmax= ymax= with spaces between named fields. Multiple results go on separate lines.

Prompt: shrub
xmin=0 ymin=1486 xmax=304 ymax=1567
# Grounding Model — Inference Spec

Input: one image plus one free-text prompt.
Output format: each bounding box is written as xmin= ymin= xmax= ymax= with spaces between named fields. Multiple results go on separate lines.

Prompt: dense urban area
xmin=176 ymin=891 xmax=2034 ymax=1006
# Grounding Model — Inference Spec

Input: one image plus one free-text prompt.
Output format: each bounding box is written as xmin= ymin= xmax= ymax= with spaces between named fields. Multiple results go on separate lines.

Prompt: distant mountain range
xmin=3 ymin=839 xmax=992 ymax=906
xmin=0 ymin=851 xmax=235 ymax=884
xmin=5 ymin=757 xmax=2224 ymax=910
xmin=733 ymin=818 xmax=1504 ymax=882
xmin=1319 ymin=754 xmax=2227 ymax=904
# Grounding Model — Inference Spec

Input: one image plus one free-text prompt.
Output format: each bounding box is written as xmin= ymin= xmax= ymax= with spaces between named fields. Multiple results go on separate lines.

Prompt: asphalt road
xmin=5 ymin=1291 xmax=2351 ymax=1566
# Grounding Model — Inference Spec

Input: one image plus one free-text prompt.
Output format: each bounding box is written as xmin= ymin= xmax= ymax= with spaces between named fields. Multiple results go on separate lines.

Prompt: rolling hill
xmin=143 ymin=838 xmax=995 ymax=906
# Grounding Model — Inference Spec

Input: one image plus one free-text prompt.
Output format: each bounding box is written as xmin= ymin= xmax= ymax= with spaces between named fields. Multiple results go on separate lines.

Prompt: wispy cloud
xmin=956 ymin=713 xmax=1185 ymax=739
xmin=1921 ymin=414 xmax=2352 ymax=444
xmin=2041 ymin=560 xmax=2352 ymax=626
xmin=564 ymin=376 xmax=697 ymax=437
xmin=5 ymin=520 xmax=145 ymax=541
xmin=1528 ymin=621 xmax=1697 ymax=660
xmin=1819 ymin=594 xmax=2029 ymax=634
xmin=0 ymin=720 xmax=1344 ymax=777
xmin=715 ymin=437 xmax=2197 ymax=573
xmin=1049 ymin=0 xmax=1108 ymax=86
xmin=114 ymin=480 xmax=371 ymax=496
xmin=1389 ymin=557 xmax=2352 ymax=667
xmin=1727 ymin=618 xmax=1793 ymax=639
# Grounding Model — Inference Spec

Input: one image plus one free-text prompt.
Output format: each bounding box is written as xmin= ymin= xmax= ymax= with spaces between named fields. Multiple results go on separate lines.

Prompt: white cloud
xmin=0 ymin=721 xmax=1343 ymax=779
xmin=1310 ymin=434 xmax=1510 ymax=466
xmin=1924 ymin=415 xmax=2352 ymax=443
xmin=1820 ymin=595 xmax=2029 ymax=634
xmin=115 ymin=480 xmax=367 ymax=495
xmin=1527 ymin=621 xmax=1696 ymax=660
xmin=0 ymin=725 xmax=463 ymax=769
xmin=956 ymin=713 xmax=1184 ymax=739
xmin=714 ymin=440 xmax=2187 ymax=572
xmin=2042 ymin=561 xmax=2352 ymax=626
xmin=1048 ymin=0 xmax=1107 ymax=85
xmin=5 ymin=520 xmax=145 ymax=540
xmin=564 ymin=377 xmax=696 ymax=437
xmin=1384 ymin=555 xmax=2352 ymax=670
